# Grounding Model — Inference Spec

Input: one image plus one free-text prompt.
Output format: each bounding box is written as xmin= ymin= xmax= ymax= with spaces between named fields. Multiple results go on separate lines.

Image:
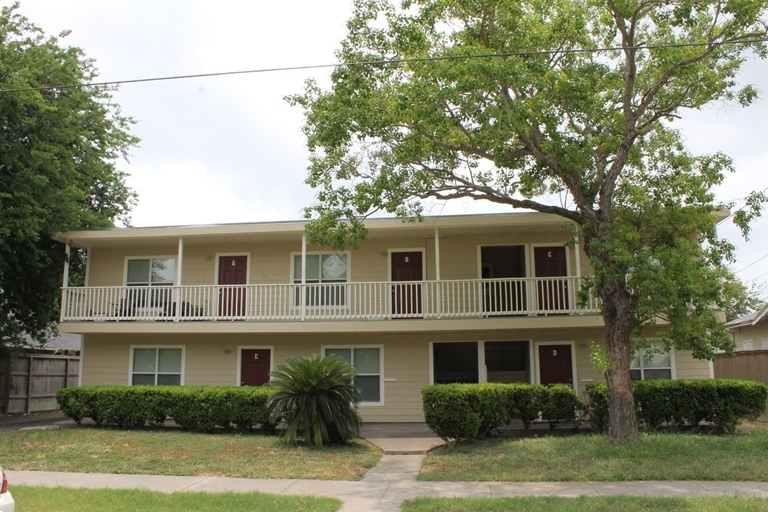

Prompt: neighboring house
xmin=726 ymin=305 xmax=768 ymax=352
xmin=714 ymin=305 xmax=768 ymax=385
xmin=54 ymin=212 xmax=711 ymax=422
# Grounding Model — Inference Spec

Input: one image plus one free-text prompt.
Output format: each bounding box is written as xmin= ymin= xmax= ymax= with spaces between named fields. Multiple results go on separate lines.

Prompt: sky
xmin=12 ymin=1 xmax=768 ymax=296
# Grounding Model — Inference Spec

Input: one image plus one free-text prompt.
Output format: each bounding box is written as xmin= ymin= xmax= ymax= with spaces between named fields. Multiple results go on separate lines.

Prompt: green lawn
xmin=401 ymin=496 xmax=768 ymax=512
xmin=419 ymin=431 xmax=768 ymax=481
xmin=0 ymin=427 xmax=380 ymax=480
xmin=11 ymin=486 xmax=341 ymax=512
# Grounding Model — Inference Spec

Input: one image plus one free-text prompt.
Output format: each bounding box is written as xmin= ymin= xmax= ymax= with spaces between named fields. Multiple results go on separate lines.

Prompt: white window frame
xmin=291 ymin=251 xmax=351 ymax=309
xmin=129 ymin=345 xmax=185 ymax=386
xmin=122 ymin=256 xmax=177 ymax=315
xmin=630 ymin=345 xmax=676 ymax=380
xmin=428 ymin=340 xmax=537 ymax=386
xmin=322 ymin=344 xmax=384 ymax=406
xmin=124 ymin=256 xmax=177 ymax=286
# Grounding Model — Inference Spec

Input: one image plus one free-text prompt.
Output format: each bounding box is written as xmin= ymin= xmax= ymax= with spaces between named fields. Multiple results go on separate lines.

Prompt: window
xmin=131 ymin=347 xmax=183 ymax=385
xmin=127 ymin=258 xmax=176 ymax=286
xmin=293 ymin=253 xmax=348 ymax=306
xmin=125 ymin=258 xmax=176 ymax=310
xmin=630 ymin=346 xmax=672 ymax=380
xmin=485 ymin=341 xmax=530 ymax=383
xmin=433 ymin=342 xmax=479 ymax=384
xmin=324 ymin=347 xmax=381 ymax=403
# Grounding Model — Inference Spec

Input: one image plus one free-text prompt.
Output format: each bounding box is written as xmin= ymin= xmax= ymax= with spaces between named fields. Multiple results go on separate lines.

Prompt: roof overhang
xmin=726 ymin=304 xmax=768 ymax=330
xmin=54 ymin=212 xmax=579 ymax=249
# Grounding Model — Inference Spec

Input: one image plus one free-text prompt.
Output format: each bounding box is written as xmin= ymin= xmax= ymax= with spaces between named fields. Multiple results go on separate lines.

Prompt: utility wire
xmin=719 ymin=186 xmax=768 ymax=224
xmin=735 ymin=252 xmax=768 ymax=274
xmin=0 ymin=38 xmax=766 ymax=94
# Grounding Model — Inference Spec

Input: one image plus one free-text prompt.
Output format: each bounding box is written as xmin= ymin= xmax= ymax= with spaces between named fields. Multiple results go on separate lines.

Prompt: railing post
xmin=300 ymin=234 xmax=307 ymax=321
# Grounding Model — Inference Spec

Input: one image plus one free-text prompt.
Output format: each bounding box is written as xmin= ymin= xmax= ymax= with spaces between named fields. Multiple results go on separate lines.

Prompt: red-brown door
xmin=538 ymin=344 xmax=573 ymax=385
xmin=534 ymin=246 xmax=569 ymax=312
xmin=391 ymin=251 xmax=423 ymax=317
xmin=219 ymin=255 xmax=247 ymax=317
xmin=241 ymin=349 xmax=271 ymax=386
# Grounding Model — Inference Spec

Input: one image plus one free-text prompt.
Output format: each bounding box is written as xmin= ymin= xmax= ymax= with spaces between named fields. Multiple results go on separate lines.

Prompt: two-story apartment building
xmin=55 ymin=212 xmax=712 ymax=422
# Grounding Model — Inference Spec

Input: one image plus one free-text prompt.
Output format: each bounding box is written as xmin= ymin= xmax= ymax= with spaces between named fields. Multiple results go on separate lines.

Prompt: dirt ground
xmin=0 ymin=411 xmax=71 ymax=432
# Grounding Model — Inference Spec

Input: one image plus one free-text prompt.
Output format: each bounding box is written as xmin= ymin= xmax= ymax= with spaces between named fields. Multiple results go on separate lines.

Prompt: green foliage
xmin=505 ymin=384 xmax=545 ymax=429
xmin=422 ymin=383 xmax=510 ymax=441
xmin=293 ymin=0 xmax=768 ymax=441
xmin=56 ymin=386 xmax=276 ymax=432
xmin=585 ymin=379 xmax=768 ymax=434
xmin=0 ymin=4 xmax=138 ymax=349
xmin=422 ymin=383 xmax=583 ymax=441
xmin=723 ymin=278 xmax=766 ymax=322
xmin=267 ymin=354 xmax=363 ymax=447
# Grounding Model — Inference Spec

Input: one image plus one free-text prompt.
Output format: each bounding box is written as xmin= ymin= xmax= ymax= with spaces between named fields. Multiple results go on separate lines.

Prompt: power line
xmin=0 ymin=38 xmax=766 ymax=94
xmin=735 ymin=252 xmax=768 ymax=274
xmin=719 ymin=186 xmax=768 ymax=224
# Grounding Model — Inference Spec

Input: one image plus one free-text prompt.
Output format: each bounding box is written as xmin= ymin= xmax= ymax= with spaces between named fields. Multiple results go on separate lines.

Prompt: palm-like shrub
xmin=267 ymin=354 xmax=363 ymax=447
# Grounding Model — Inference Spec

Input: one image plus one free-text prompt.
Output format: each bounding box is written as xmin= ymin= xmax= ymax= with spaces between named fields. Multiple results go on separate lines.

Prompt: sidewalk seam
xmin=174 ymin=476 xmax=210 ymax=493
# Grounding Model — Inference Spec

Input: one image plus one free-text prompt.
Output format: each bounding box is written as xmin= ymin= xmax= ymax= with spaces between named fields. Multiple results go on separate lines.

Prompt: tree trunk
xmin=601 ymin=282 xmax=639 ymax=444
xmin=582 ymin=224 xmax=640 ymax=444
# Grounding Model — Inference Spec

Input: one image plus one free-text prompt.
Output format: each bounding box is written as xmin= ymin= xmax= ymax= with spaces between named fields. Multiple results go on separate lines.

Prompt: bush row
xmin=586 ymin=379 xmax=768 ymax=434
xmin=421 ymin=383 xmax=583 ymax=442
xmin=57 ymin=385 xmax=277 ymax=432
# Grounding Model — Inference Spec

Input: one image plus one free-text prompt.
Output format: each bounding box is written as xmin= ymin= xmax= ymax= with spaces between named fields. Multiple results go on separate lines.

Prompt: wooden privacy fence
xmin=0 ymin=353 xmax=80 ymax=413
xmin=713 ymin=350 xmax=768 ymax=385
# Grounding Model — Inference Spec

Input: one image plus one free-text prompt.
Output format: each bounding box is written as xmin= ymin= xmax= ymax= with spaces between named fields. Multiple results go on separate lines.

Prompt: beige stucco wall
xmin=81 ymin=327 xmax=710 ymax=423
xmin=730 ymin=321 xmax=768 ymax=351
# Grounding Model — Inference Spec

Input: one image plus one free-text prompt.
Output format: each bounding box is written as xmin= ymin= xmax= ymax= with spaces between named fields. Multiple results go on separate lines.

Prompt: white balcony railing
xmin=60 ymin=277 xmax=601 ymax=323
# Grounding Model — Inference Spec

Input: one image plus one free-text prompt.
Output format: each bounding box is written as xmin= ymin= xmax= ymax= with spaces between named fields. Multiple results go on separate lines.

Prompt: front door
xmin=218 ymin=255 xmax=247 ymax=317
xmin=534 ymin=246 xmax=569 ymax=312
xmin=538 ymin=344 xmax=573 ymax=385
xmin=391 ymin=251 xmax=423 ymax=317
xmin=241 ymin=349 xmax=271 ymax=386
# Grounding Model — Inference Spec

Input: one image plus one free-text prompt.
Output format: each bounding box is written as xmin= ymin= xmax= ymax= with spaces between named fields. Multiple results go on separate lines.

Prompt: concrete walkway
xmin=7 ymin=419 xmax=768 ymax=510
xmin=10 ymin=463 xmax=768 ymax=512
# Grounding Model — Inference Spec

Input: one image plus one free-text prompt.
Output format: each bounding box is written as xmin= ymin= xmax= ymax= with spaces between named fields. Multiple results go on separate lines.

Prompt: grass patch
xmin=0 ymin=427 xmax=380 ymax=480
xmin=401 ymin=496 xmax=768 ymax=512
xmin=419 ymin=431 xmax=768 ymax=481
xmin=11 ymin=485 xmax=341 ymax=511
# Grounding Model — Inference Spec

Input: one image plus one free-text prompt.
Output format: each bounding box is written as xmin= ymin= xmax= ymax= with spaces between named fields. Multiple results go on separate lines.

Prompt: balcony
xmin=60 ymin=277 xmax=600 ymax=323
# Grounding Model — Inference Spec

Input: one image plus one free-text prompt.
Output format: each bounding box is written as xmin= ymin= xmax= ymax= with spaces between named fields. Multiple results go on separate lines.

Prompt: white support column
xmin=62 ymin=244 xmax=71 ymax=288
xmin=434 ymin=228 xmax=441 ymax=281
xmin=176 ymin=238 xmax=184 ymax=285
xmin=301 ymin=233 xmax=307 ymax=321
xmin=175 ymin=238 xmax=184 ymax=321
xmin=434 ymin=228 xmax=442 ymax=317
xmin=573 ymin=238 xmax=582 ymax=314
xmin=60 ymin=244 xmax=71 ymax=322
xmin=84 ymin=248 xmax=91 ymax=287
xmin=574 ymin=238 xmax=581 ymax=278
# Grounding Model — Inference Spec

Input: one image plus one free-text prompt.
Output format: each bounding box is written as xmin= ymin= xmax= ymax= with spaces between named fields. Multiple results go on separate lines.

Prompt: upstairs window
xmin=293 ymin=253 xmax=348 ymax=306
xmin=630 ymin=345 xmax=672 ymax=380
xmin=126 ymin=258 xmax=176 ymax=286
xmin=125 ymin=258 xmax=176 ymax=310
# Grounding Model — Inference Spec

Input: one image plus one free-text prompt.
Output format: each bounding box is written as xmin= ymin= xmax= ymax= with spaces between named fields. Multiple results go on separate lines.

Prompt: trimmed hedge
xmin=422 ymin=383 xmax=583 ymax=442
xmin=57 ymin=385 xmax=277 ymax=432
xmin=585 ymin=379 xmax=768 ymax=434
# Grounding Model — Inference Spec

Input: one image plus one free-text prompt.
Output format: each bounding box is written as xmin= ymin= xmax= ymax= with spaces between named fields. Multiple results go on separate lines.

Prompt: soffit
xmin=55 ymin=212 xmax=577 ymax=249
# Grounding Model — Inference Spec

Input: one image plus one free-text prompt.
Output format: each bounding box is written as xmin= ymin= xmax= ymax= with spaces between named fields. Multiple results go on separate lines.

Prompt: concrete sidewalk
xmin=10 ymin=459 xmax=768 ymax=512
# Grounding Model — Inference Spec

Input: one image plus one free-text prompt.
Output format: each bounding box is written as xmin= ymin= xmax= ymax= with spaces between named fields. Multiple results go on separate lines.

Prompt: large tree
xmin=0 ymin=4 xmax=137 ymax=350
xmin=292 ymin=0 xmax=768 ymax=442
